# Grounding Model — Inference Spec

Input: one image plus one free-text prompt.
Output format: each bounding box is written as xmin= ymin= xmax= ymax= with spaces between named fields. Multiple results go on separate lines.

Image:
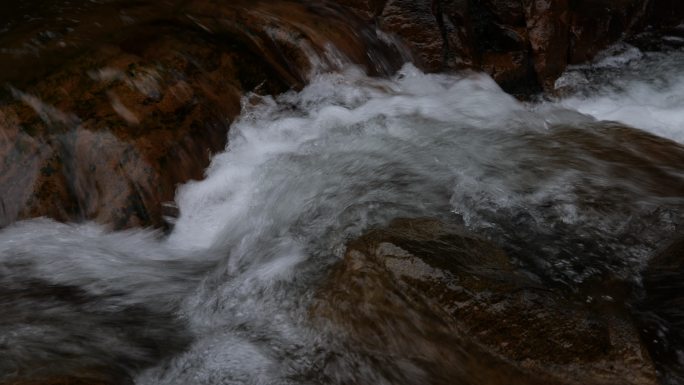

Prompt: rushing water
xmin=556 ymin=42 xmax=684 ymax=143
xmin=2 ymin=6 xmax=684 ymax=383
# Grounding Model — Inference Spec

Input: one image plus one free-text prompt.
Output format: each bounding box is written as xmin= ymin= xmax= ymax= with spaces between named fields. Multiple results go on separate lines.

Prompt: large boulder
xmin=0 ymin=22 xmax=266 ymax=229
xmin=312 ymin=218 xmax=658 ymax=385
xmin=0 ymin=0 xmax=403 ymax=230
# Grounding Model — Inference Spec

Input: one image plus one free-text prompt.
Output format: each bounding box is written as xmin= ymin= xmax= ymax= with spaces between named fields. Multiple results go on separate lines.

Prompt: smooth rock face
xmin=313 ymin=218 xmax=658 ymax=385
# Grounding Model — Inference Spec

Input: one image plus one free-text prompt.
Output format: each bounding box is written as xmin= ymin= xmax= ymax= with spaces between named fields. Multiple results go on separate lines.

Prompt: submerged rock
xmin=0 ymin=279 xmax=189 ymax=385
xmin=313 ymin=218 xmax=658 ymax=385
xmin=635 ymin=236 xmax=684 ymax=385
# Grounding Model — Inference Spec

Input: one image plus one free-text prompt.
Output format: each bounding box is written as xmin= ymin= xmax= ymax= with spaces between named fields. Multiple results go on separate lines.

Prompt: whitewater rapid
xmin=1 ymin=43 xmax=684 ymax=384
xmin=555 ymin=43 xmax=684 ymax=143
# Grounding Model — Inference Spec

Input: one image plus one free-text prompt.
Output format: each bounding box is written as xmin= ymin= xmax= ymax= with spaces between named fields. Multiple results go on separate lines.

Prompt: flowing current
xmin=2 ymin=41 xmax=684 ymax=383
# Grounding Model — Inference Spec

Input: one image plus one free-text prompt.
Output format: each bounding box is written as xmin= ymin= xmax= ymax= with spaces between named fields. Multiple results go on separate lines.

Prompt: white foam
xmin=555 ymin=45 xmax=684 ymax=143
xmin=559 ymin=75 xmax=684 ymax=142
xmin=168 ymin=65 xmax=523 ymax=254
xmin=592 ymin=43 xmax=644 ymax=68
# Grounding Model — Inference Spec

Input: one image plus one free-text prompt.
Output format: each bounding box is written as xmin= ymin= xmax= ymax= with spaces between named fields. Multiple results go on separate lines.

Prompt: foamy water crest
xmin=554 ymin=43 xmax=684 ymax=143
xmin=1 ymin=45 xmax=684 ymax=384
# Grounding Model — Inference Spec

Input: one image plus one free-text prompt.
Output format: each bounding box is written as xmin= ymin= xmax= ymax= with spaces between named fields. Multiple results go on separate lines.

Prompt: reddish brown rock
xmin=340 ymin=0 xmax=684 ymax=93
xmin=313 ymin=218 xmax=658 ymax=385
xmin=0 ymin=0 xmax=403 ymax=230
xmin=333 ymin=0 xmax=388 ymax=20
xmin=378 ymin=0 xmax=448 ymax=71
xmin=568 ymin=0 xmax=648 ymax=64
xmin=0 ymin=26 xmax=260 ymax=229
xmin=522 ymin=0 xmax=570 ymax=90
xmin=2 ymin=0 xmax=684 ymax=229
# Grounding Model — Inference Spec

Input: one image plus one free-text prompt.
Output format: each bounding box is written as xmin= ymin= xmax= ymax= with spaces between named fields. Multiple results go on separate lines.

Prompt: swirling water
xmin=2 ymin=32 xmax=684 ymax=384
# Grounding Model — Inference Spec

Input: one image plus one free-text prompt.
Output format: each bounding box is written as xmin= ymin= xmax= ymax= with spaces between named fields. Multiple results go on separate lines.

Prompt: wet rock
xmin=313 ymin=218 xmax=658 ymax=385
xmin=448 ymin=123 xmax=684 ymax=289
xmin=467 ymin=1 xmax=533 ymax=91
xmin=0 ymin=26 xmax=257 ymax=229
xmin=522 ymin=0 xmax=570 ymax=90
xmin=333 ymin=0 xmax=389 ymax=21
xmin=0 ymin=279 xmax=189 ymax=385
xmin=568 ymin=0 xmax=648 ymax=64
xmin=0 ymin=218 xmax=215 ymax=385
xmin=339 ymin=0 xmax=683 ymax=93
xmin=3 ymin=374 xmax=114 ymax=385
xmin=379 ymin=0 xmax=448 ymax=71
xmin=0 ymin=0 xmax=404 ymax=230
xmin=635 ymin=236 xmax=684 ymax=384
xmin=646 ymin=0 xmax=684 ymax=28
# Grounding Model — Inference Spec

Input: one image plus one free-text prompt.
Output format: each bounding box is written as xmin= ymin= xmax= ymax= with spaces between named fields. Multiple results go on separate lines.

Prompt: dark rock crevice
xmin=345 ymin=0 xmax=683 ymax=93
